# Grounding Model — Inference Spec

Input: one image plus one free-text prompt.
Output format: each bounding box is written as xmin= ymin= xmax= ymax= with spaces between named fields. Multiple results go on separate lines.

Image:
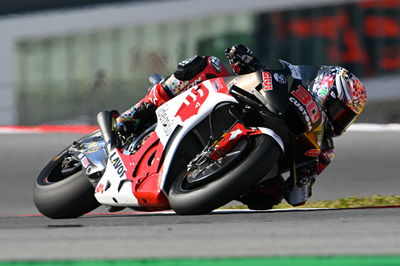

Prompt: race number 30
xmin=291 ymin=85 xmax=320 ymax=123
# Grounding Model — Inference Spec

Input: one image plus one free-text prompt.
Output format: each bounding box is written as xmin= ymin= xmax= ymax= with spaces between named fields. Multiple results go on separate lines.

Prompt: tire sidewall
xmin=168 ymin=135 xmax=281 ymax=215
xmin=34 ymin=146 xmax=100 ymax=219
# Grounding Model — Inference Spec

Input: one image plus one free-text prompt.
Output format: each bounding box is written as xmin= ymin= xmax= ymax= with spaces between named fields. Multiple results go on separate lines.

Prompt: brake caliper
xmin=209 ymin=123 xmax=261 ymax=161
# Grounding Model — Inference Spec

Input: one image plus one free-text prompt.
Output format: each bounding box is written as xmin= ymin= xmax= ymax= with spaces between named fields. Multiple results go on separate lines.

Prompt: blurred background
xmin=0 ymin=0 xmax=399 ymax=126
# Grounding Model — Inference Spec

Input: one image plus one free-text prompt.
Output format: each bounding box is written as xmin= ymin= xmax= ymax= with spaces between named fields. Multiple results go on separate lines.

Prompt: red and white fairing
xmin=94 ymin=77 xmax=284 ymax=209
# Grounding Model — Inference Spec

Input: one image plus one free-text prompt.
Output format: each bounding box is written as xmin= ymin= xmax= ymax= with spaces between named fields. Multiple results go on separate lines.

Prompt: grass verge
xmin=227 ymin=195 xmax=400 ymax=210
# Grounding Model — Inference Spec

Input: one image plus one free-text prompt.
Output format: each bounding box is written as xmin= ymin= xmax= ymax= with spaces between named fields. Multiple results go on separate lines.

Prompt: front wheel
xmin=33 ymin=148 xmax=100 ymax=219
xmin=168 ymin=135 xmax=281 ymax=215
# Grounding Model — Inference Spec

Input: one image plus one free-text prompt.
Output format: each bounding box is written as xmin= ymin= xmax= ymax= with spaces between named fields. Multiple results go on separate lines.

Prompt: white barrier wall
xmin=1 ymin=0 xmax=395 ymax=125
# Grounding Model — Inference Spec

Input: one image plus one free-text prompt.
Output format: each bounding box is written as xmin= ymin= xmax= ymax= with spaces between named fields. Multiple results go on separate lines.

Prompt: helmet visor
xmin=326 ymin=97 xmax=358 ymax=135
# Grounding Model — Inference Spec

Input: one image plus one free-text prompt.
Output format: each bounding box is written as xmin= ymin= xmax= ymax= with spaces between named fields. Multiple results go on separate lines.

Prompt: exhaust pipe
xmin=97 ymin=111 xmax=115 ymax=154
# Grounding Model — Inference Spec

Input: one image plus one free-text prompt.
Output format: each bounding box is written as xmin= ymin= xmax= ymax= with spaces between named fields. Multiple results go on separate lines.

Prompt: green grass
xmin=2 ymin=256 xmax=400 ymax=266
xmin=227 ymin=195 xmax=400 ymax=210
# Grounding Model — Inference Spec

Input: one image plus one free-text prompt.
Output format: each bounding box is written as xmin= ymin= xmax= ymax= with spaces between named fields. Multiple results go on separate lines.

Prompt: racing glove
xmin=225 ymin=44 xmax=264 ymax=75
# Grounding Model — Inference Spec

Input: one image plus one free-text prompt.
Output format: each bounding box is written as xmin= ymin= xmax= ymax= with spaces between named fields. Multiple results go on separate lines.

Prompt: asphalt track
xmin=0 ymin=129 xmax=399 ymax=260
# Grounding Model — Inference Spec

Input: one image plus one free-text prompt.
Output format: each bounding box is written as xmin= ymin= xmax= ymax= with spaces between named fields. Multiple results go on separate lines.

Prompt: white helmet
xmin=312 ymin=67 xmax=367 ymax=136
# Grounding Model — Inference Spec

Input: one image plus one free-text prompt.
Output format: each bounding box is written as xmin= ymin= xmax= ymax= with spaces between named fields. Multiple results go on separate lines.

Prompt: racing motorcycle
xmin=34 ymin=61 xmax=325 ymax=219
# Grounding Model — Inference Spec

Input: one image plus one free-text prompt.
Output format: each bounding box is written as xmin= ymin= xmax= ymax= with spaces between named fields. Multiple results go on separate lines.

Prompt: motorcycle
xmin=34 ymin=61 xmax=325 ymax=218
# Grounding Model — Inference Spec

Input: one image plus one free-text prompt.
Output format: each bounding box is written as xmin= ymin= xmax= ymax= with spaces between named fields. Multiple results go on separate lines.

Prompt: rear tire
xmin=168 ymin=135 xmax=281 ymax=215
xmin=33 ymin=149 xmax=100 ymax=219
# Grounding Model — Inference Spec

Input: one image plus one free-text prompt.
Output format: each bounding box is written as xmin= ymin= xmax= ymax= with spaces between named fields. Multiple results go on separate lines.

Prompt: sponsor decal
xmin=85 ymin=146 xmax=102 ymax=154
xmin=95 ymin=183 xmax=105 ymax=193
xmin=305 ymin=149 xmax=321 ymax=157
xmin=229 ymin=128 xmax=243 ymax=140
xmin=273 ymin=73 xmax=287 ymax=84
xmin=88 ymin=142 xmax=100 ymax=149
xmin=210 ymin=56 xmax=222 ymax=72
xmin=175 ymin=86 xmax=209 ymax=122
xmin=211 ymin=78 xmax=226 ymax=92
xmin=109 ymin=151 xmax=127 ymax=178
xmin=81 ymin=156 xmax=91 ymax=168
xmin=157 ymin=105 xmax=174 ymax=137
xmin=291 ymin=85 xmax=320 ymax=123
xmin=188 ymin=77 xmax=203 ymax=89
xmin=262 ymin=71 xmax=273 ymax=91
xmin=289 ymin=97 xmax=313 ymax=131
xmin=166 ymin=76 xmax=203 ymax=96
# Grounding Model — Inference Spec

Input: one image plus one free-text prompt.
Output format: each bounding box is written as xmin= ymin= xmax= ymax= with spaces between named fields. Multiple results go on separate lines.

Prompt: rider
xmin=115 ymin=44 xmax=367 ymax=208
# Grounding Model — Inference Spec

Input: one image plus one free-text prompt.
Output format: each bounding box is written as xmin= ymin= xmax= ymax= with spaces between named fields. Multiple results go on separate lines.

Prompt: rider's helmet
xmin=312 ymin=67 xmax=367 ymax=136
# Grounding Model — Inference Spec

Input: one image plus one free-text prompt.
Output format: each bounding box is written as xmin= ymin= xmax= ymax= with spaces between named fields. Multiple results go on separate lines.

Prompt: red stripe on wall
xmin=0 ymin=125 xmax=98 ymax=134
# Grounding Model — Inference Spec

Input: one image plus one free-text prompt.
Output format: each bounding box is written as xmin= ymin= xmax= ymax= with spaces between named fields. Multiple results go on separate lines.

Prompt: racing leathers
xmin=226 ymin=44 xmax=335 ymax=207
xmin=115 ymin=55 xmax=231 ymax=135
xmin=115 ymin=44 xmax=335 ymax=208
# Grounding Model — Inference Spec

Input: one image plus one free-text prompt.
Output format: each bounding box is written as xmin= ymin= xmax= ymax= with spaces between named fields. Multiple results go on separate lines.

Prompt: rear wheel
xmin=168 ymin=134 xmax=281 ymax=215
xmin=34 ymin=147 xmax=100 ymax=219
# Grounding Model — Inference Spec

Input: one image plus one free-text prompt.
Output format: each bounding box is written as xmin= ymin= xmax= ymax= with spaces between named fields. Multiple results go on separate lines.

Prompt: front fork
xmin=187 ymin=121 xmax=285 ymax=175
xmin=186 ymin=122 xmax=250 ymax=172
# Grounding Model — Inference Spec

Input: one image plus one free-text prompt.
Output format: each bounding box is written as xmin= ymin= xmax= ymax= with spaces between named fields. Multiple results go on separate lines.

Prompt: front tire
xmin=33 ymin=149 xmax=100 ymax=219
xmin=168 ymin=135 xmax=281 ymax=215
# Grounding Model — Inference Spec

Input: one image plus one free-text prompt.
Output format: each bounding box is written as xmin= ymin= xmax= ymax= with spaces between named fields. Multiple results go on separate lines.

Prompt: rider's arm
xmin=116 ymin=55 xmax=230 ymax=129
xmin=296 ymin=135 xmax=335 ymax=179
xmin=316 ymin=135 xmax=335 ymax=175
xmin=225 ymin=44 xmax=265 ymax=75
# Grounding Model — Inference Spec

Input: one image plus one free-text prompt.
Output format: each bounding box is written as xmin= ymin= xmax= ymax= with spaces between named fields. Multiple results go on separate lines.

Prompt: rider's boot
xmin=283 ymin=174 xmax=316 ymax=206
xmin=115 ymin=102 xmax=157 ymax=146
xmin=238 ymin=174 xmax=284 ymax=210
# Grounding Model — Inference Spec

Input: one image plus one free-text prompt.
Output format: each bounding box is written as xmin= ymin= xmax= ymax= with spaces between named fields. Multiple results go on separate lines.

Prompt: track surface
xmin=0 ymin=130 xmax=399 ymax=259
xmin=1 ymin=208 xmax=399 ymax=260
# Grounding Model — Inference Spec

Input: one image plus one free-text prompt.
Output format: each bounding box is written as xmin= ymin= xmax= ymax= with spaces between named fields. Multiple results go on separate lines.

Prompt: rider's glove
xmin=225 ymin=44 xmax=264 ymax=74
